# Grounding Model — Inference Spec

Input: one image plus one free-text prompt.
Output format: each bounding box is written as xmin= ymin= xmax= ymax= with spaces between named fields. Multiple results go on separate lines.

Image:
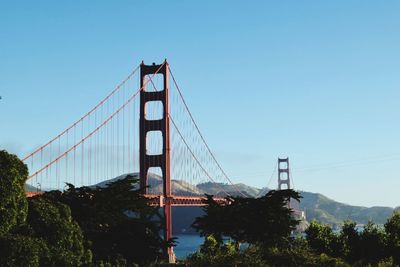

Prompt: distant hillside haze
xmin=95 ymin=173 xmax=204 ymax=196
xmin=28 ymin=173 xmax=399 ymax=230
xmin=24 ymin=183 xmax=40 ymax=192
xmin=189 ymin=179 xmax=398 ymax=226
xmin=298 ymin=191 xmax=395 ymax=226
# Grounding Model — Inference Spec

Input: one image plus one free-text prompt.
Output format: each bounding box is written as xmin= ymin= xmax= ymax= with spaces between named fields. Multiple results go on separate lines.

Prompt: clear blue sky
xmin=1 ymin=1 xmax=399 ymax=207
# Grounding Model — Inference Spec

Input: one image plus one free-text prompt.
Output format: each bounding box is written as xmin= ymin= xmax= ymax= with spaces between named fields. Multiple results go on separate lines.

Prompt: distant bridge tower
xmin=277 ymin=157 xmax=307 ymax=229
xmin=278 ymin=157 xmax=291 ymax=190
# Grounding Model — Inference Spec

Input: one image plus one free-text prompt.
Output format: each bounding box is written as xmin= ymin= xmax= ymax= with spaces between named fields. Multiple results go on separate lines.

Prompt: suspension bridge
xmin=23 ymin=60 xmax=248 ymax=262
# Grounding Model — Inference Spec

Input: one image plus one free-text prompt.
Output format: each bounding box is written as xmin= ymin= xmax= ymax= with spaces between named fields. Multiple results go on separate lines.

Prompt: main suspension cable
xmin=22 ymin=64 xmax=141 ymax=162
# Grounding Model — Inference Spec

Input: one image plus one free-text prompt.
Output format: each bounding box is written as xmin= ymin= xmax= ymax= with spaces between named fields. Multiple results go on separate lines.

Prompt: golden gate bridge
xmin=23 ymin=60 xmax=247 ymax=262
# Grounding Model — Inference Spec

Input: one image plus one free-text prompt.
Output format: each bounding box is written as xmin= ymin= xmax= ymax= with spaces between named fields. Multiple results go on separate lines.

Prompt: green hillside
xmin=299 ymin=191 xmax=394 ymax=226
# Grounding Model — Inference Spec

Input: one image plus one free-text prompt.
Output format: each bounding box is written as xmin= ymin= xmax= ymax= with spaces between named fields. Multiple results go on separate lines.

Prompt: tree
xmin=339 ymin=220 xmax=360 ymax=263
xmin=186 ymin=235 xmax=265 ymax=267
xmin=305 ymin=220 xmax=342 ymax=257
xmin=0 ymin=234 xmax=48 ymax=267
xmin=192 ymin=190 xmax=301 ymax=247
xmin=187 ymin=234 xmax=350 ymax=267
xmin=262 ymin=237 xmax=349 ymax=267
xmin=0 ymin=150 xmax=28 ymax=235
xmin=358 ymin=221 xmax=387 ymax=265
xmin=0 ymin=150 xmax=47 ymax=267
xmin=0 ymin=150 xmax=91 ymax=266
xmin=385 ymin=212 xmax=400 ymax=265
xmin=27 ymin=196 xmax=91 ymax=266
xmin=43 ymin=175 xmax=168 ymax=265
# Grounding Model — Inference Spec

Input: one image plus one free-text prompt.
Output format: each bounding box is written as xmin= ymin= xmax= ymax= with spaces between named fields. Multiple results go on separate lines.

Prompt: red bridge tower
xmin=139 ymin=61 xmax=175 ymax=262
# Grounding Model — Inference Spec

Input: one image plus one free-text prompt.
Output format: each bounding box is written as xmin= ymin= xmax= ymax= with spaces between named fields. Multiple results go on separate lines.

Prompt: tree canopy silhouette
xmin=0 ymin=150 xmax=28 ymax=235
xmin=0 ymin=150 xmax=90 ymax=266
xmin=0 ymin=150 xmax=169 ymax=266
xmin=192 ymin=189 xmax=301 ymax=247
xmin=42 ymin=175 xmax=169 ymax=265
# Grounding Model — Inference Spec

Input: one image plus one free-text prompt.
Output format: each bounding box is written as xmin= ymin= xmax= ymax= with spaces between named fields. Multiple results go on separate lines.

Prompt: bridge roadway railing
xmin=144 ymin=194 xmax=228 ymax=206
xmin=26 ymin=191 xmax=228 ymax=207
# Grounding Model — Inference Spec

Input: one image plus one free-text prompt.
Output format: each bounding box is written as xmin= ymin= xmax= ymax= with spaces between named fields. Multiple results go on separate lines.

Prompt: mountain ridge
xmin=93 ymin=173 xmax=398 ymax=227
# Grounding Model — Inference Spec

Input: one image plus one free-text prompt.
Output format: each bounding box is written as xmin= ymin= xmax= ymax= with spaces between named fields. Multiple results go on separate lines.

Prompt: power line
xmin=294 ymin=155 xmax=400 ymax=173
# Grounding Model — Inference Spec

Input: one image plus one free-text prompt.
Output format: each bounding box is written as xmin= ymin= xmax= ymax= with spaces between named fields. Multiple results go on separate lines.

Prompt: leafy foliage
xmin=0 ymin=150 xmax=28 ymax=235
xmin=0 ymin=235 xmax=47 ymax=267
xmin=42 ymin=175 xmax=168 ymax=265
xmin=0 ymin=150 xmax=90 ymax=266
xmin=186 ymin=235 xmax=265 ymax=267
xmin=174 ymin=183 xmax=396 ymax=227
xmin=358 ymin=221 xmax=387 ymax=264
xmin=339 ymin=220 xmax=360 ymax=263
xmin=187 ymin=235 xmax=350 ymax=267
xmin=260 ymin=237 xmax=349 ymax=267
xmin=188 ymin=189 xmax=400 ymax=266
xmin=306 ymin=220 xmax=342 ymax=257
xmin=0 ymin=150 xmax=169 ymax=266
xmin=192 ymin=189 xmax=301 ymax=247
xmin=27 ymin=196 xmax=91 ymax=266
xmin=385 ymin=212 xmax=400 ymax=265
xmin=2 ymin=149 xmax=400 ymax=266
xmin=306 ymin=219 xmax=398 ymax=266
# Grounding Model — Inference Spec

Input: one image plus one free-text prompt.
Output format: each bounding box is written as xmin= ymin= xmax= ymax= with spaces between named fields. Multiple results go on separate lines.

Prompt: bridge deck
xmin=144 ymin=194 xmax=227 ymax=206
xmin=25 ymin=192 xmax=227 ymax=206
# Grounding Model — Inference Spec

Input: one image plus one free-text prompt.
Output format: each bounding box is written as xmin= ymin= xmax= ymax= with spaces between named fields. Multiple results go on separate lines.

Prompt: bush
xmin=0 ymin=234 xmax=48 ymax=267
xmin=0 ymin=150 xmax=29 ymax=235
xmin=27 ymin=197 xmax=91 ymax=266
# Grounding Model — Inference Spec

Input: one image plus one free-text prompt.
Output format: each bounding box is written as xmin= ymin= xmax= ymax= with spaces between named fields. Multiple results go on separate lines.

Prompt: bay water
xmin=173 ymin=234 xmax=204 ymax=259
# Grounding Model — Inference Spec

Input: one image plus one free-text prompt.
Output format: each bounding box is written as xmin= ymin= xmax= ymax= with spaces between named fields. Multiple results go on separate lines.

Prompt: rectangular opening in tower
xmin=280 ymin=183 xmax=289 ymax=190
xmin=279 ymin=172 xmax=289 ymax=181
xmin=143 ymin=74 xmax=164 ymax=92
xmin=279 ymin=161 xmax=288 ymax=169
xmin=145 ymin=101 xmax=164 ymax=120
xmin=146 ymin=131 xmax=163 ymax=155
xmin=147 ymin=167 xmax=163 ymax=195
